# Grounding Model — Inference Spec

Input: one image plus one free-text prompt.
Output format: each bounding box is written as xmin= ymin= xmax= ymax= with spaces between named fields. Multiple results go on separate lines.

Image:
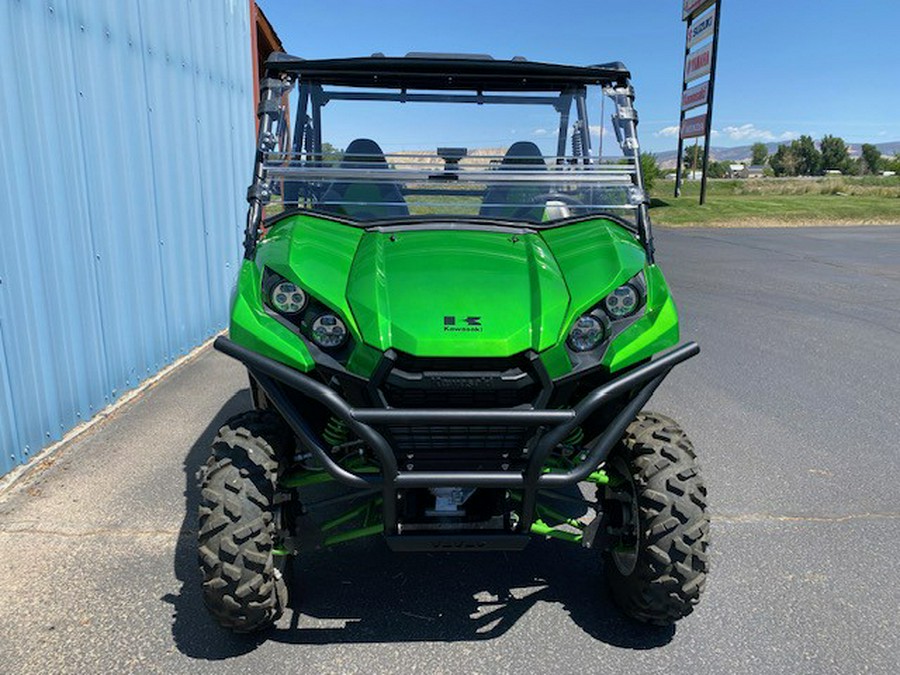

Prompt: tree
xmin=683 ymin=143 xmax=702 ymax=170
xmin=769 ymin=144 xmax=798 ymax=177
xmin=706 ymin=160 xmax=730 ymax=179
xmin=792 ymin=135 xmax=822 ymax=176
xmin=320 ymin=142 xmax=344 ymax=164
xmin=750 ymin=142 xmax=768 ymax=166
xmin=860 ymin=143 xmax=883 ymax=174
xmin=819 ymin=135 xmax=852 ymax=174
xmin=885 ymin=154 xmax=900 ymax=174
xmin=639 ymin=152 xmax=661 ymax=192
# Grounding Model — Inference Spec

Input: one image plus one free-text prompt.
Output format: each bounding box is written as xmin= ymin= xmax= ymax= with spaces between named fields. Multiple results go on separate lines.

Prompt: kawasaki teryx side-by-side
xmin=199 ymin=53 xmax=709 ymax=633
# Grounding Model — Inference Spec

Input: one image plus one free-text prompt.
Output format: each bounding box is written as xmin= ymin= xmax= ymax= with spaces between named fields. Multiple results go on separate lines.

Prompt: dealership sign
xmin=687 ymin=9 xmax=716 ymax=48
xmin=676 ymin=0 xmax=721 ymax=204
xmin=682 ymin=0 xmax=714 ymax=20
xmin=685 ymin=41 xmax=713 ymax=82
xmin=681 ymin=81 xmax=709 ymax=111
xmin=681 ymin=113 xmax=707 ymax=139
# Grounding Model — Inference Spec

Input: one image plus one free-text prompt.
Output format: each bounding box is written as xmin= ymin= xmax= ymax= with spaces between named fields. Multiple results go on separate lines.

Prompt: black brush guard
xmin=214 ymin=337 xmax=699 ymax=551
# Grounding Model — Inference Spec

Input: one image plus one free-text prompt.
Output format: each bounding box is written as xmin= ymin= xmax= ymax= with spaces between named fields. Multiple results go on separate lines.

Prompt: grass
xmin=650 ymin=177 xmax=900 ymax=227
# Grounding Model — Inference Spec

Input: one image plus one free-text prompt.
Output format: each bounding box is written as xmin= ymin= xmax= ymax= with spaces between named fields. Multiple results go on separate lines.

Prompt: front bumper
xmin=214 ymin=336 xmax=699 ymax=545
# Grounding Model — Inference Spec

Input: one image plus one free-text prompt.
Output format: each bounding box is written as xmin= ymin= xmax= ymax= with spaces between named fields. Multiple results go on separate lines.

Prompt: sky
xmin=257 ymin=0 xmax=900 ymax=155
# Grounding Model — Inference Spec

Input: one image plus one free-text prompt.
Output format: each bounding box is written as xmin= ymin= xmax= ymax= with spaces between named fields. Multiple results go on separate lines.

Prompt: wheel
xmin=197 ymin=410 xmax=293 ymax=632
xmin=601 ymin=412 xmax=709 ymax=625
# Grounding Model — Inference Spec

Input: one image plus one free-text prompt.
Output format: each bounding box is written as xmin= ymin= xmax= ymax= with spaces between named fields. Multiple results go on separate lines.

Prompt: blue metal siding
xmin=0 ymin=0 xmax=255 ymax=475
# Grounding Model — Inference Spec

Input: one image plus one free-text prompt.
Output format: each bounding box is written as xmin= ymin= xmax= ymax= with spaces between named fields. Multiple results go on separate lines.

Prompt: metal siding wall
xmin=0 ymin=0 xmax=255 ymax=476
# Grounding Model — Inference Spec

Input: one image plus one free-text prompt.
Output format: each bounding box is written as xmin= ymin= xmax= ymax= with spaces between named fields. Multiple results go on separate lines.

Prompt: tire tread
xmin=604 ymin=412 xmax=709 ymax=625
xmin=197 ymin=411 xmax=291 ymax=633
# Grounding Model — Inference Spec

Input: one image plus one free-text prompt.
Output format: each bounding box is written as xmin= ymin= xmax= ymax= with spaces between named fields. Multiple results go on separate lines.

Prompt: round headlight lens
xmin=311 ymin=313 xmax=348 ymax=349
xmin=604 ymin=284 xmax=640 ymax=319
xmin=567 ymin=314 xmax=606 ymax=352
xmin=270 ymin=281 xmax=307 ymax=315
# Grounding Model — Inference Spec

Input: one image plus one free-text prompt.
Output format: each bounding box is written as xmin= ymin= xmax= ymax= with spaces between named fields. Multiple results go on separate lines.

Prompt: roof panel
xmin=264 ymin=54 xmax=630 ymax=91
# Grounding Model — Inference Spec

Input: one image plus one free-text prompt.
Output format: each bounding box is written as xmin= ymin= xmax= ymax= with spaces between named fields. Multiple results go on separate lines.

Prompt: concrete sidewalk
xmin=1 ymin=226 xmax=899 ymax=674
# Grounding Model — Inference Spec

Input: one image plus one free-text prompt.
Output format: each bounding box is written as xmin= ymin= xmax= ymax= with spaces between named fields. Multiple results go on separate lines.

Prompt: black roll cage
xmin=245 ymin=54 xmax=654 ymax=261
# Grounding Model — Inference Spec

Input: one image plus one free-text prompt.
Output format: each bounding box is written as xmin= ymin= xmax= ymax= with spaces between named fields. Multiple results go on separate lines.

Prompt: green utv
xmin=200 ymin=53 xmax=709 ymax=632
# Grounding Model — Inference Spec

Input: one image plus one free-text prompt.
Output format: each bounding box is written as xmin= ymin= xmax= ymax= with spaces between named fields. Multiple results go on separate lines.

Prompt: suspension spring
xmin=322 ymin=415 xmax=350 ymax=447
xmin=571 ymin=121 xmax=584 ymax=160
xmin=563 ymin=425 xmax=585 ymax=447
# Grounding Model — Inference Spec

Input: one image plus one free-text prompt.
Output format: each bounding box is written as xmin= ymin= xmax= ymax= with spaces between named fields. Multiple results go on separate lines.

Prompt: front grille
xmin=375 ymin=352 xmax=544 ymax=470
xmin=389 ymin=425 xmax=532 ymax=471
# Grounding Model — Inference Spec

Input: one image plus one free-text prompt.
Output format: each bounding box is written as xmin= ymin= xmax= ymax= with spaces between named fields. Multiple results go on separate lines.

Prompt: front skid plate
xmin=384 ymin=533 xmax=531 ymax=552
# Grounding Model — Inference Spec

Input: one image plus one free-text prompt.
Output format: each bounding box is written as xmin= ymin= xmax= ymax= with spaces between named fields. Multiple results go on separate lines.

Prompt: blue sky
xmin=257 ymin=0 xmax=900 ymax=154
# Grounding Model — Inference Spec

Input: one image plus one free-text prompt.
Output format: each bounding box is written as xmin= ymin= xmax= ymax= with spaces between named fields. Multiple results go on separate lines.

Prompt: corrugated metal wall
xmin=0 ymin=0 xmax=255 ymax=476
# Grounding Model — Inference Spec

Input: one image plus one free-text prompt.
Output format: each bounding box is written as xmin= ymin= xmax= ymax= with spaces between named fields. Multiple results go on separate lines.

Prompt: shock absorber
xmin=322 ymin=415 xmax=350 ymax=448
xmin=571 ymin=121 xmax=584 ymax=162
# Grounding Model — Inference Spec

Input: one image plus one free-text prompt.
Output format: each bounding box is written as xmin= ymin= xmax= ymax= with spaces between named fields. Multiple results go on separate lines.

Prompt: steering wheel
xmin=527 ymin=192 xmax=584 ymax=206
xmin=504 ymin=192 xmax=583 ymax=221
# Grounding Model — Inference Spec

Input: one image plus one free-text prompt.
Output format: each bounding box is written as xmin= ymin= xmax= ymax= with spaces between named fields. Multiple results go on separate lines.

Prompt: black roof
xmin=265 ymin=53 xmax=630 ymax=91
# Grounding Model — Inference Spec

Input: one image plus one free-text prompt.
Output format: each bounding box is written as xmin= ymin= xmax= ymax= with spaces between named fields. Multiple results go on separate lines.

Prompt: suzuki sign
xmin=687 ymin=8 xmax=716 ymax=48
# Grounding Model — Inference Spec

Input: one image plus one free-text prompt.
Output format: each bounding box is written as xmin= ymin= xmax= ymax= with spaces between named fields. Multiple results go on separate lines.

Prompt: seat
xmin=319 ymin=138 xmax=409 ymax=220
xmin=479 ymin=141 xmax=547 ymax=221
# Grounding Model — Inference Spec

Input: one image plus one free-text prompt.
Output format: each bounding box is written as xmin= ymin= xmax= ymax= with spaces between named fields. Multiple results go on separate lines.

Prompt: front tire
xmin=602 ymin=412 xmax=709 ymax=625
xmin=197 ymin=411 xmax=292 ymax=632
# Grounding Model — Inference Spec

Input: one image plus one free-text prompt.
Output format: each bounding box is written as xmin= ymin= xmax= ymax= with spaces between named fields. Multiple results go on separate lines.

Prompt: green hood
xmin=346 ymin=222 xmax=646 ymax=357
xmin=233 ymin=215 xmax=666 ymax=374
xmin=347 ymin=229 xmax=567 ymax=356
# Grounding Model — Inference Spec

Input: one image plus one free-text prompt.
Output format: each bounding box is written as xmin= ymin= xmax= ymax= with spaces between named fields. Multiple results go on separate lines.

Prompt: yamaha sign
xmin=685 ymin=42 xmax=713 ymax=81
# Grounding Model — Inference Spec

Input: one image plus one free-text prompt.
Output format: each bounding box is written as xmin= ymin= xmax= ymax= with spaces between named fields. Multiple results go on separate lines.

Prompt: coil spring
xmin=322 ymin=415 xmax=350 ymax=447
xmin=571 ymin=121 xmax=584 ymax=158
xmin=563 ymin=425 xmax=584 ymax=447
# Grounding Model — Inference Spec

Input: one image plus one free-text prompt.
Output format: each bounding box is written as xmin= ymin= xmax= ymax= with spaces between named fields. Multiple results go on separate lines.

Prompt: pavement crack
xmin=713 ymin=512 xmax=900 ymax=524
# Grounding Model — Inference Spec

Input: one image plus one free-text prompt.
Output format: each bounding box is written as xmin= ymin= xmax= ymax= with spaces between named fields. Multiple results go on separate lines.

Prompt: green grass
xmin=650 ymin=177 xmax=900 ymax=227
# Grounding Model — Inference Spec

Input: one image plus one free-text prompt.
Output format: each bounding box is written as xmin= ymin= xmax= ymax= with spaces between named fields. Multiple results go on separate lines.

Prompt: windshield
xmin=253 ymin=76 xmax=649 ymax=234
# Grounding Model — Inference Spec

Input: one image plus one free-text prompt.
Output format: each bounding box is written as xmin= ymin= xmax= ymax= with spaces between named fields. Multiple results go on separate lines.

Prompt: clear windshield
xmin=257 ymin=81 xmax=647 ymax=229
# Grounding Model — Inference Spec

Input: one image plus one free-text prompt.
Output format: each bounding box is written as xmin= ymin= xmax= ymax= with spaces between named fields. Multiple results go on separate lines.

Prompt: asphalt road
xmin=1 ymin=225 xmax=899 ymax=674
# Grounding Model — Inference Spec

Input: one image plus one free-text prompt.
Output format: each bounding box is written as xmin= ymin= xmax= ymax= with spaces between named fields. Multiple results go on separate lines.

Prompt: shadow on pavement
xmin=164 ymin=396 xmax=675 ymax=661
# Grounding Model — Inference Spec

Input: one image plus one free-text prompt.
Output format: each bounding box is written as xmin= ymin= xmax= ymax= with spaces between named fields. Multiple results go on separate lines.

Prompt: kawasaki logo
xmin=443 ymin=315 xmax=482 ymax=333
xmin=424 ymin=374 xmax=495 ymax=389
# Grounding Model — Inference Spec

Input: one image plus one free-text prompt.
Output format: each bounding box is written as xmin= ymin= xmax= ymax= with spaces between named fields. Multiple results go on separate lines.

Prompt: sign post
xmin=674 ymin=0 xmax=722 ymax=204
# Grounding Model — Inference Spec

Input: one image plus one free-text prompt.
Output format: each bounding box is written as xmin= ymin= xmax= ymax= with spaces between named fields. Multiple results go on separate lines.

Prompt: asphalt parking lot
xmin=1 ymin=225 xmax=898 ymax=674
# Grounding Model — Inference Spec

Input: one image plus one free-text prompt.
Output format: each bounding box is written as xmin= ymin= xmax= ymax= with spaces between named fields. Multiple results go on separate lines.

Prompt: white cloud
xmin=654 ymin=125 xmax=680 ymax=138
xmin=532 ymin=128 xmax=549 ymax=136
xmin=720 ymin=124 xmax=799 ymax=142
xmin=589 ymin=125 xmax=608 ymax=137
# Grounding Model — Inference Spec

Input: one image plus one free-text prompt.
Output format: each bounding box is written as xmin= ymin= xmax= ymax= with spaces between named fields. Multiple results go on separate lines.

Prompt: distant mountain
xmin=653 ymin=140 xmax=900 ymax=169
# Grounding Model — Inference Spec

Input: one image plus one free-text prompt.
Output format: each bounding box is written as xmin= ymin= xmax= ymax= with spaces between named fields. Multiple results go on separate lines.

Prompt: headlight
xmin=311 ymin=313 xmax=349 ymax=349
xmin=567 ymin=314 xmax=606 ymax=352
xmin=270 ymin=280 xmax=307 ymax=315
xmin=603 ymin=283 xmax=640 ymax=319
